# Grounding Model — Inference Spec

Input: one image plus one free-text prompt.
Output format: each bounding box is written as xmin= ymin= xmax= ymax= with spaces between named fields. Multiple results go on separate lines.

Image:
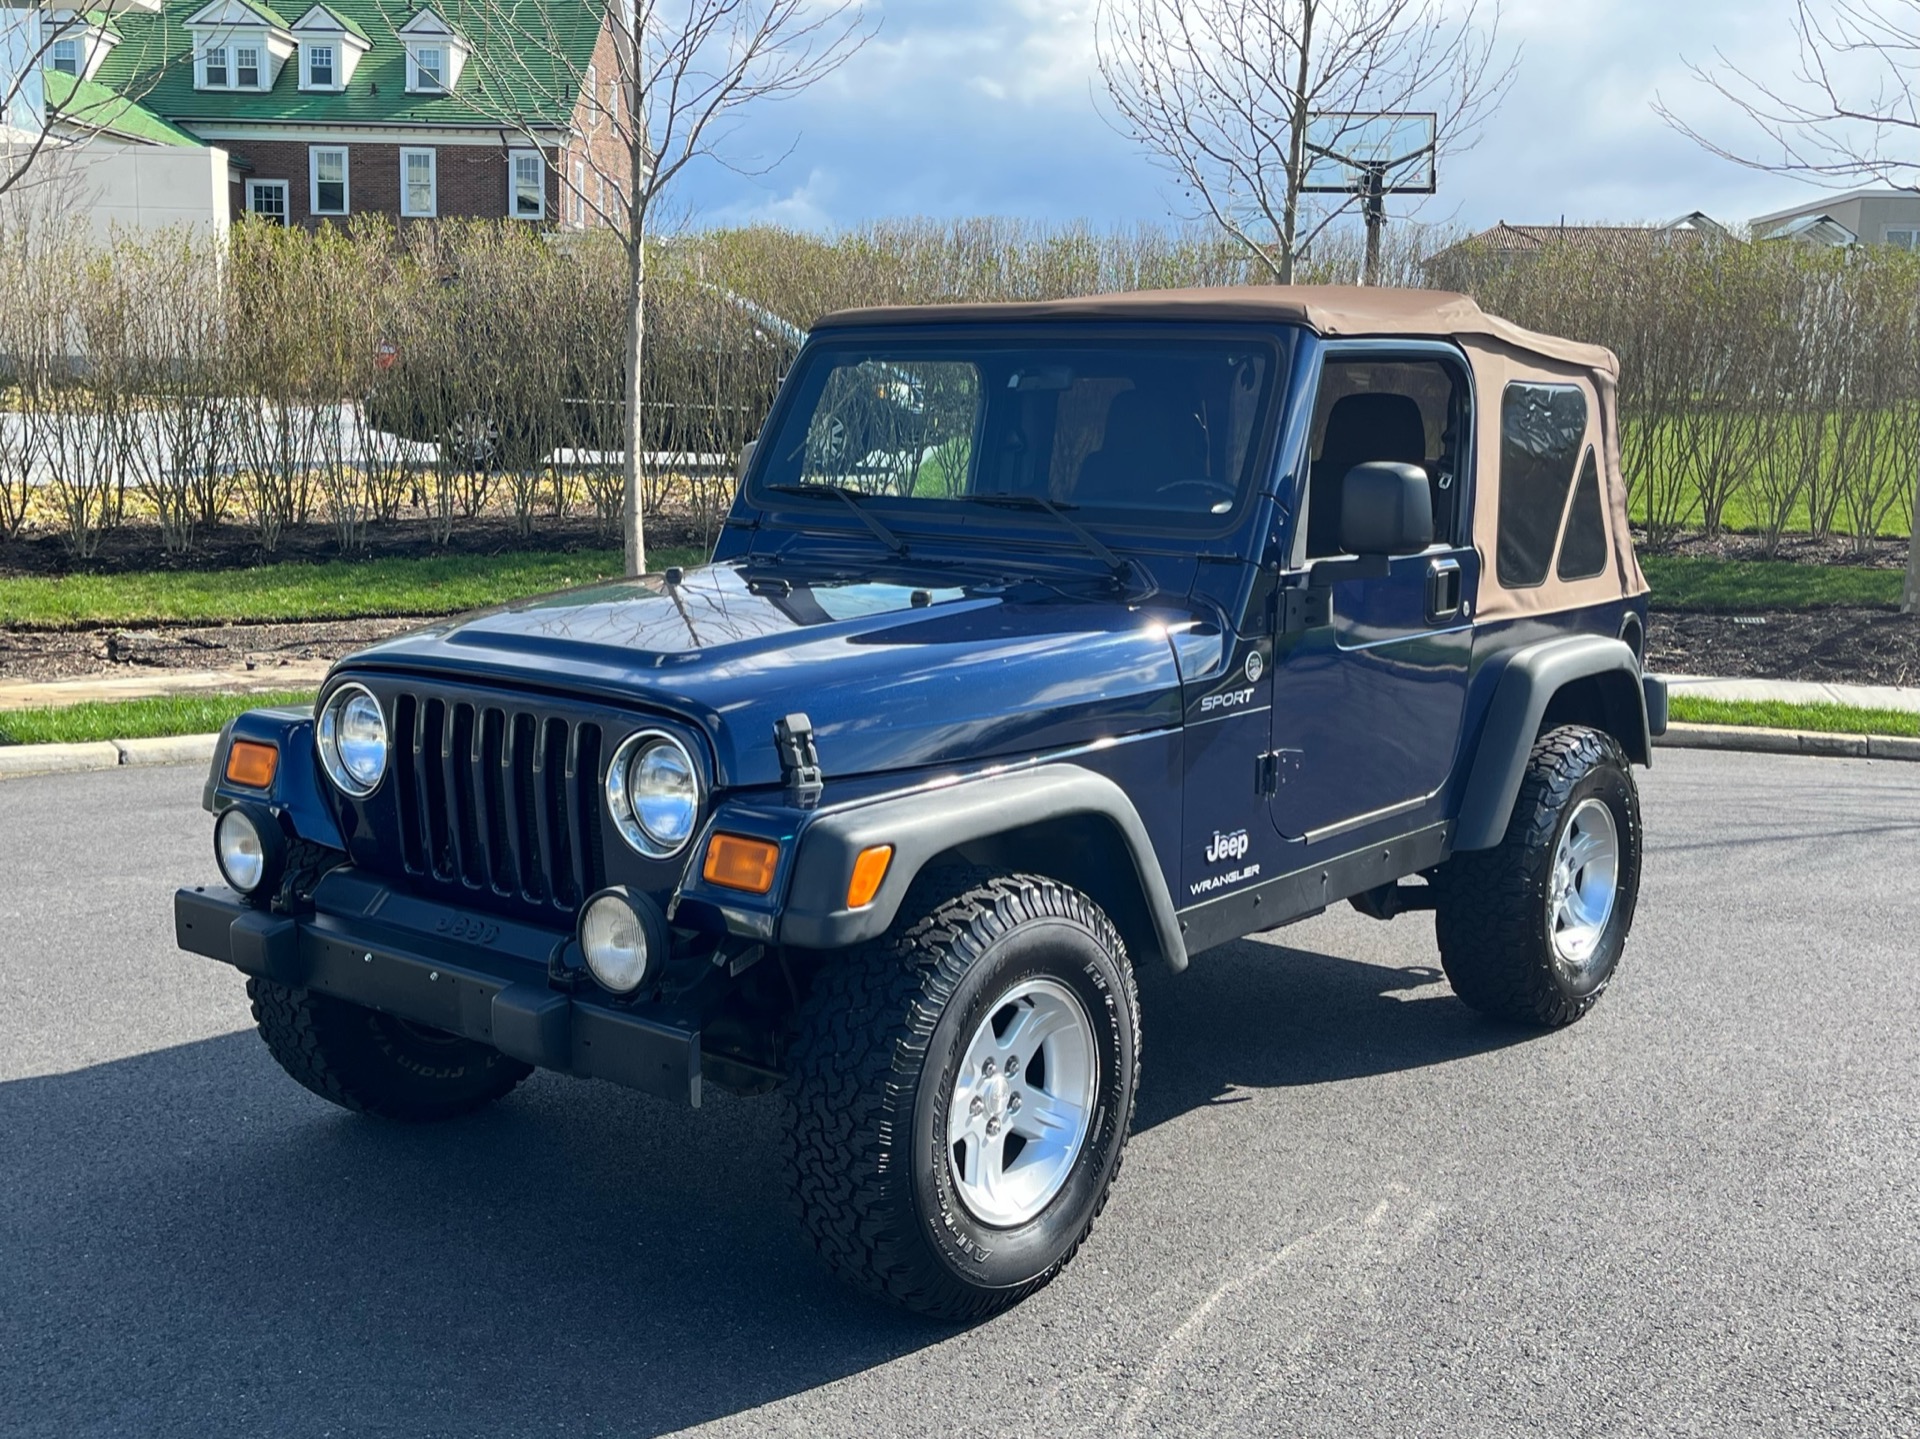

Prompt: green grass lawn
xmin=1668 ymin=694 xmax=1920 ymax=737
xmin=1640 ymin=554 xmax=1903 ymax=610
xmin=0 ymin=691 xmax=316 ymax=746
xmin=0 ymin=546 xmax=708 ymax=629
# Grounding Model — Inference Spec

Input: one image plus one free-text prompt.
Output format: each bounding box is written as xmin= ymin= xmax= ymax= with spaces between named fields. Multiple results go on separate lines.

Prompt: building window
xmin=235 ymin=45 xmax=261 ymax=88
xmin=509 ymin=148 xmax=544 ymax=219
xmin=401 ymin=148 xmax=437 ymax=217
xmin=307 ymin=43 xmax=334 ymax=88
xmin=204 ymin=45 xmax=229 ymax=87
xmin=245 ymin=179 xmax=289 ymax=225
xmin=1888 ymin=229 xmax=1918 ymax=251
xmin=415 ymin=45 xmax=444 ymax=89
xmin=51 ymin=38 xmax=80 ymax=76
xmin=310 ymin=146 xmax=348 ymax=215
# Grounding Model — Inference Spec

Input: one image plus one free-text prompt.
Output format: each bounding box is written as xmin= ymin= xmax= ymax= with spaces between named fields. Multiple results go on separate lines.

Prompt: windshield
xmin=749 ymin=331 xmax=1285 ymax=534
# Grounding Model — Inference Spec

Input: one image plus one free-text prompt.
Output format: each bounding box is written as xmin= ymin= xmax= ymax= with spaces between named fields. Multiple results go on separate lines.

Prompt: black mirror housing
xmin=1339 ymin=462 xmax=1433 ymax=557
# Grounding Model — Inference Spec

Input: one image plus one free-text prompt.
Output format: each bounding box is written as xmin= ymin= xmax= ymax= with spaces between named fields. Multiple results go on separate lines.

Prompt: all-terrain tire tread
xmin=779 ymin=868 xmax=1139 ymax=1321
xmin=1433 ymin=725 xmax=1641 ymax=1027
xmin=247 ymin=977 xmax=531 ymax=1121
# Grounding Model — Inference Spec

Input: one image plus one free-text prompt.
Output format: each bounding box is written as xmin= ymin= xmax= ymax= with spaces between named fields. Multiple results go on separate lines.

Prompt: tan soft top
xmin=813 ymin=286 xmax=1618 ymax=379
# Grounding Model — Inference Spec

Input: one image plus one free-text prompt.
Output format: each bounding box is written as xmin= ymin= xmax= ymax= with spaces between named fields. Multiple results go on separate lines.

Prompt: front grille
xmin=390 ymin=691 xmax=606 ymax=912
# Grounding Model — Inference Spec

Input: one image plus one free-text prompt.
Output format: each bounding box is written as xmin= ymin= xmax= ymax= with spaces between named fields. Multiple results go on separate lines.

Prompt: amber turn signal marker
xmin=225 ymin=740 xmax=279 ymax=789
xmin=703 ymin=833 xmax=780 ymax=894
xmin=846 ymin=845 xmax=893 ymax=909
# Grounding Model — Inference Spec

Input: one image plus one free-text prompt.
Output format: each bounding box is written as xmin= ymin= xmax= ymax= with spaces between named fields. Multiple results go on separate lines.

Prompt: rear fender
xmin=1455 ymin=636 xmax=1650 ymax=852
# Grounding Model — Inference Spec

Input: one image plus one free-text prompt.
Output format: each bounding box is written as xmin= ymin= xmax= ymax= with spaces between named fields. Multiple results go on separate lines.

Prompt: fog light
xmin=214 ymin=805 xmax=286 ymax=897
xmin=580 ymin=890 xmax=660 ymax=995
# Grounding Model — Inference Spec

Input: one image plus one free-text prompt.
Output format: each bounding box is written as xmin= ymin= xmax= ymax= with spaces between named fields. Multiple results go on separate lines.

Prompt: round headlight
xmin=606 ymin=731 xmax=701 ymax=859
xmin=580 ymin=890 xmax=653 ymax=994
xmin=318 ymin=683 xmax=388 ymax=797
xmin=215 ymin=807 xmax=266 ymax=893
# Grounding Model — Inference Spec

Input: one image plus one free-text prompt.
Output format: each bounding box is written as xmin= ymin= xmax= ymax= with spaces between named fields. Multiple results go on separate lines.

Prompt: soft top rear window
xmin=750 ymin=331 xmax=1286 ymax=533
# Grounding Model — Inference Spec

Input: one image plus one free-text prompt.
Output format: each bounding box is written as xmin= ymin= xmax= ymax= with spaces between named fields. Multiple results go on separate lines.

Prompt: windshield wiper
xmin=763 ymin=482 xmax=910 ymax=557
xmin=957 ymin=493 xmax=1129 ymax=580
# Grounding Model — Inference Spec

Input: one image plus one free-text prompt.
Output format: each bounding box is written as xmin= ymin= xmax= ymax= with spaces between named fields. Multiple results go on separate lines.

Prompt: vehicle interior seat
xmin=1308 ymin=392 xmax=1430 ymax=557
xmin=1074 ymin=392 xmax=1211 ymax=508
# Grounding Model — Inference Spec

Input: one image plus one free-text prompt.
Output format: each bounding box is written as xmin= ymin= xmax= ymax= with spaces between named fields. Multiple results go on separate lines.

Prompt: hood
xmin=340 ymin=561 xmax=1197 ymax=789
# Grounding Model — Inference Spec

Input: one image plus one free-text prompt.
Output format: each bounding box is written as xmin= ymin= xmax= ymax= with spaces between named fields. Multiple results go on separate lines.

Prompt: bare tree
xmin=1655 ymin=0 xmax=1920 ymax=612
xmin=412 ymin=0 xmax=871 ymax=575
xmin=1094 ymin=0 xmax=1513 ymax=284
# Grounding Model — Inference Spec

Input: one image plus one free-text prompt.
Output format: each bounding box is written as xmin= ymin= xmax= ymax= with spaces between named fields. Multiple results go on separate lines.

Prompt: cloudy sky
xmin=671 ymin=0 xmax=1855 ymax=238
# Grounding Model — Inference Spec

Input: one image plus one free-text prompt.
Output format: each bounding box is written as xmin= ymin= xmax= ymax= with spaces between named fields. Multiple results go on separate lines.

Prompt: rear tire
xmin=1433 ymin=725 xmax=1642 ymax=1027
xmin=781 ymin=869 xmax=1140 ymax=1320
xmin=248 ymin=978 xmax=532 ymax=1121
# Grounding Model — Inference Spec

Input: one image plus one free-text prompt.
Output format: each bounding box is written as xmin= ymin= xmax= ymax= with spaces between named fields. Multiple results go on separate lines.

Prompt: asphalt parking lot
xmin=3 ymin=748 xmax=1916 ymax=1438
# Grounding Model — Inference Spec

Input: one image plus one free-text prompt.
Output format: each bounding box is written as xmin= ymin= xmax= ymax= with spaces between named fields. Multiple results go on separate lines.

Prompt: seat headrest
xmin=1319 ymin=392 xmax=1427 ymax=468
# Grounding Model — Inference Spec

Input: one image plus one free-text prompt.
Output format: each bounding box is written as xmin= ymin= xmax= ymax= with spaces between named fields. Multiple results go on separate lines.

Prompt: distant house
xmin=1423 ymin=213 xmax=1733 ymax=282
xmin=1751 ymin=190 xmax=1919 ymax=250
xmin=32 ymin=0 xmax=628 ymax=230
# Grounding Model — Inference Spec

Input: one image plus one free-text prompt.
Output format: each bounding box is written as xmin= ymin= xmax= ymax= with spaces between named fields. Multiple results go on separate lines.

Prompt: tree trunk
xmin=1903 ymin=443 xmax=1920 ymax=615
xmin=622 ymin=233 xmax=647 ymax=578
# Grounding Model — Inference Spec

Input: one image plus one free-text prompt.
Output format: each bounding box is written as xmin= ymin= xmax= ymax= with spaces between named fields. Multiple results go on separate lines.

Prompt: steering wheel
xmin=1152 ymin=479 xmax=1237 ymax=507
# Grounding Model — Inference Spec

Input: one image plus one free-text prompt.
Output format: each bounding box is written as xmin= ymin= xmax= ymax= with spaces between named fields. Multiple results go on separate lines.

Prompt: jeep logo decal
xmin=1206 ymin=829 xmax=1251 ymax=864
xmin=1245 ymin=650 xmax=1264 ymax=684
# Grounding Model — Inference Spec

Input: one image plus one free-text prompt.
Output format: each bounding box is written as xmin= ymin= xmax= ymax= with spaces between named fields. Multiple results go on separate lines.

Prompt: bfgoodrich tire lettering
xmin=1433 ymin=725 xmax=1643 ymax=1027
xmin=248 ymin=977 xmax=532 ymax=1121
xmin=781 ymin=869 xmax=1140 ymax=1320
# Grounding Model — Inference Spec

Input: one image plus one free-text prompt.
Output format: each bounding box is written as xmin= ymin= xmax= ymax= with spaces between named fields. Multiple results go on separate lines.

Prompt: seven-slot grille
xmin=390 ymin=691 xmax=607 ymax=912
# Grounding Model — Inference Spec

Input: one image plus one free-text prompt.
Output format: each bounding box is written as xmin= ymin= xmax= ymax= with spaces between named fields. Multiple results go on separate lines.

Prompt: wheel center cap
xmin=982 ymin=1073 xmax=1011 ymax=1121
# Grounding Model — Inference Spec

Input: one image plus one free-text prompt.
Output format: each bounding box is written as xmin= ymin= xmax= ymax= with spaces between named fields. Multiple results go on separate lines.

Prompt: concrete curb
xmin=1656 ymin=723 xmax=1920 ymax=762
xmin=0 ymin=732 xmax=220 ymax=780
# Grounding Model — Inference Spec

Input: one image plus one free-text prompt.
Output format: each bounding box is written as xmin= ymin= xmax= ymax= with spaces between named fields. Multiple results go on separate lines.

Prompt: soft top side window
xmin=1497 ymin=382 xmax=1589 ymax=588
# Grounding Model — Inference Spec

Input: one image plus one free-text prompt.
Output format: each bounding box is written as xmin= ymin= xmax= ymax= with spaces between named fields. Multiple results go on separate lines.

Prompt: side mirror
xmin=734 ymin=439 xmax=757 ymax=485
xmin=1339 ymin=462 xmax=1433 ymax=557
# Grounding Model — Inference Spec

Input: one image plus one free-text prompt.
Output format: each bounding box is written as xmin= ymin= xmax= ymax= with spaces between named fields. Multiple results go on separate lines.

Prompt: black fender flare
xmin=1454 ymin=636 xmax=1652 ymax=852
xmin=778 ymin=763 xmax=1190 ymax=972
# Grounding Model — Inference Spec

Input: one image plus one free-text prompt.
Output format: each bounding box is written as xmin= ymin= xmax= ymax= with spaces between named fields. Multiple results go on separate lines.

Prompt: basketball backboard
xmin=1301 ymin=112 xmax=1437 ymax=195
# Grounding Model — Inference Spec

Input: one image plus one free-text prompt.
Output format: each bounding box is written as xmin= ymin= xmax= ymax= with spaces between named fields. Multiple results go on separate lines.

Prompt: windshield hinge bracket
xmin=775 ymin=713 xmax=824 ymax=810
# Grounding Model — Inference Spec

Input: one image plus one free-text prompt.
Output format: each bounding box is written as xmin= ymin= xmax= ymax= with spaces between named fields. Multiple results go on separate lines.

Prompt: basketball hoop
xmin=1301 ymin=112 xmax=1438 ymax=285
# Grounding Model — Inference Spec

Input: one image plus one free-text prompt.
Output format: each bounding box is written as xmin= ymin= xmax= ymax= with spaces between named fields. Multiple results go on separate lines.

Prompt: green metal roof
xmin=292 ymin=5 xmax=374 ymax=44
xmin=88 ymin=0 xmax=599 ymax=131
xmin=44 ymin=69 xmax=208 ymax=147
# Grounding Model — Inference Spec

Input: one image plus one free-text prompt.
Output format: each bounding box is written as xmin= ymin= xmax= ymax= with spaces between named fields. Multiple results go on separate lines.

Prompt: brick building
xmin=60 ymin=0 xmax=629 ymax=228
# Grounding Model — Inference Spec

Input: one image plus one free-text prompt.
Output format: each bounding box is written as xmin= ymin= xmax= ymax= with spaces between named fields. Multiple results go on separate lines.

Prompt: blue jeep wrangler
xmin=177 ymin=287 xmax=1667 ymax=1319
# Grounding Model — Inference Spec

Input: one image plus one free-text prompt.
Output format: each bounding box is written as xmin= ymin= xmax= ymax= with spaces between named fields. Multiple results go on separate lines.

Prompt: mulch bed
xmin=1648 ymin=608 xmax=1920 ymax=687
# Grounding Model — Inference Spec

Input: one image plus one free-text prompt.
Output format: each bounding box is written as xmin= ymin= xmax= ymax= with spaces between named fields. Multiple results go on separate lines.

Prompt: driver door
xmin=1268 ymin=347 xmax=1478 ymax=844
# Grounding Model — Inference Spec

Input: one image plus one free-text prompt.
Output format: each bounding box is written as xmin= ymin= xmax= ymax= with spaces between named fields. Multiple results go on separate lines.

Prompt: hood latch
xmin=775 ymin=713 xmax=824 ymax=810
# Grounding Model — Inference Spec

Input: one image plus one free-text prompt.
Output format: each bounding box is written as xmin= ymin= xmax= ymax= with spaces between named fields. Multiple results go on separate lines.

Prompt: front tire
xmin=1433 ymin=725 xmax=1643 ymax=1027
xmin=782 ymin=870 xmax=1140 ymax=1320
xmin=248 ymin=978 xmax=532 ymax=1121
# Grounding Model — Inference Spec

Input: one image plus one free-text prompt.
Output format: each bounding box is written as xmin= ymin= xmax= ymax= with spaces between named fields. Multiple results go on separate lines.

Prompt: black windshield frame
xmin=744 ymin=323 xmax=1296 ymax=546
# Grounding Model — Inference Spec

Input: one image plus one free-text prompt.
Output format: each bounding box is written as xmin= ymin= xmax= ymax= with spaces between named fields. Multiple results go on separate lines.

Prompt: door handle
xmin=1425 ymin=557 xmax=1462 ymax=623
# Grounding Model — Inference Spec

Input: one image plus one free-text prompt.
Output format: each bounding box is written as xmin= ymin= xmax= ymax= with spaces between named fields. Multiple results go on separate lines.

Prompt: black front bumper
xmin=176 ymin=872 xmax=704 ymax=1106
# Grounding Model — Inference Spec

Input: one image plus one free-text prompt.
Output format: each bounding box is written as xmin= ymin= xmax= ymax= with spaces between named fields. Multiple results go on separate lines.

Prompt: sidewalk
xmin=0 ymin=663 xmax=331 ymax=712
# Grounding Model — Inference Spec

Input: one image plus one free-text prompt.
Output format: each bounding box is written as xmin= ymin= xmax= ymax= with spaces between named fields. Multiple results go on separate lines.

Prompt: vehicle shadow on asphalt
xmin=0 ymin=943 xmax=1519 ymax=1437
xmin=1131 ymin=936 xmax=1530 ymax=1132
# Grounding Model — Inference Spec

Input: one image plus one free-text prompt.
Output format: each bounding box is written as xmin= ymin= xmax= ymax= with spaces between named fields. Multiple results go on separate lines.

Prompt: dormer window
xmin=306 ymin=43 xmax=333 ymax=87
xmin=400 ymin=9 xmax=468 ymax=93
xmin=186 ymin=2 xmax=293 ymax=91
xmin=289 ymin=8 xmax=369 ymax=91
xmin=50 ymin=39 xmax=80 ymax=76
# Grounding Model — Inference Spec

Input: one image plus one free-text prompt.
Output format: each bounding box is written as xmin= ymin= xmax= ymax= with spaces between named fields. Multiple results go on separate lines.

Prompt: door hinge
xmin=1256 ymin=748 xmax=1302 ymax=797
xmin=1279 ymin=585 xmax=1332 ymax=635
